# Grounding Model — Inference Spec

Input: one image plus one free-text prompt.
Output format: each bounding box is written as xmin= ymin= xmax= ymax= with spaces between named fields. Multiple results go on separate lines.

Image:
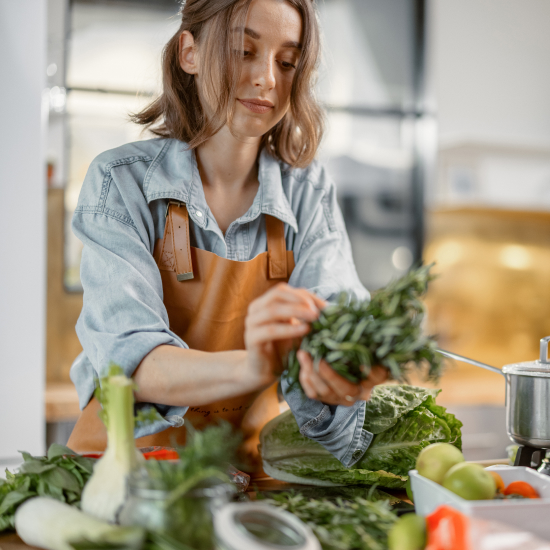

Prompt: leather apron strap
xmin=266 ymin=214 xmax=288 ymax=279
xmin=158 ymin=201 xmax=194 ymax=281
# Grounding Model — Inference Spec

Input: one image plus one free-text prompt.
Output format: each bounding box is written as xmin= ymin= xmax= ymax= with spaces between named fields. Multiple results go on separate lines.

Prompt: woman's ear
xmin=179 ymin=30 xmax=199 ymax=75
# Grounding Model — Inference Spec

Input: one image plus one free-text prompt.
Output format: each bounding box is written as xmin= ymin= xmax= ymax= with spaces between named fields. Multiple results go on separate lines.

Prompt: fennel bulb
xmin=15 ymin=497 xmax=143 ymax=550
xmin=81 ymin=369 xmax=144 ymax=523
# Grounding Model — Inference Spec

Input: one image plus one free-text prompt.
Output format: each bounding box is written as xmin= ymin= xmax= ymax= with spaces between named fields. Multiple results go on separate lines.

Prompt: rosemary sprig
xmin=285 ymin=264 xmax=442 ymax=386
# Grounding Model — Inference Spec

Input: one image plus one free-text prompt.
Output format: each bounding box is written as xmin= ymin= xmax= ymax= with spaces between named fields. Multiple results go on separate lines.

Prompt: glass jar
xmin=214 ymin=502 xmax=320 ymax=550
xmin=119 ymin=472 xmax=235 ymax=550
xmin=119 ymin=473 xmax=171 ymax=532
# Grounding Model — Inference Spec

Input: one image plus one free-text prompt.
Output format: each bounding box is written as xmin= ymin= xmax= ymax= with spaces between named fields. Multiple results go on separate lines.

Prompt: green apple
xmin=442 ymin=462 xmax=496 ymax=500
xmin=388 ymin=513 xmax=426 ymax=550
xmin=416 ymin=443 xmax=465 ymax=484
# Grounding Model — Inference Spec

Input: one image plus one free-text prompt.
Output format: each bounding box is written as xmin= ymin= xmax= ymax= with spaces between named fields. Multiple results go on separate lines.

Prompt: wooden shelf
xmin=45 ymin=382 xmax=80 ymax=423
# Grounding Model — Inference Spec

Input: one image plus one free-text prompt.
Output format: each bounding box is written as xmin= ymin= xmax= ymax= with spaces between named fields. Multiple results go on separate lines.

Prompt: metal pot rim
xmin=503 ymin=360 xmax=550 ymax=377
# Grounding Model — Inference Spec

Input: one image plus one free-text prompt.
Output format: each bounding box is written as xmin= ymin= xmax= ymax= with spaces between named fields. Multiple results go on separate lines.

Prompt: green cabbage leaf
xmin=260 ymin=385 xmax=462 ymax=488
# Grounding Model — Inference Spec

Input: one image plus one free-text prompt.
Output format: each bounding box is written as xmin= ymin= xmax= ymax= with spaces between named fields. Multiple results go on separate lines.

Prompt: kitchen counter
xmin=0 ymin=533 xmax=38 ymax=550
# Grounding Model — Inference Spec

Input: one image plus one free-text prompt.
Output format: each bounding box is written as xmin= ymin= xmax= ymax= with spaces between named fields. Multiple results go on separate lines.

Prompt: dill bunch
xmin=285 ymin=264 xmax=442 ymax=386
xmin=262 ymin=491 xmax=397 ymax=550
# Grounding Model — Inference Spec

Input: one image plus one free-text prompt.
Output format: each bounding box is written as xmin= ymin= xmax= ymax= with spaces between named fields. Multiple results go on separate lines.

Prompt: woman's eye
xmin=280 ymin=60 xmax=297 ymax=70
xmin=243 ymin=50 xmax=252 ymax=57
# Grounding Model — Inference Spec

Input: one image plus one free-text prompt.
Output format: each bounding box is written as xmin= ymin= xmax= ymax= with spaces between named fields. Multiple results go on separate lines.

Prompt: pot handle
xmin=436 ymin=348 xmax=504 ymax=376
xmin=540 ymin=337 xmax=550 ymax=364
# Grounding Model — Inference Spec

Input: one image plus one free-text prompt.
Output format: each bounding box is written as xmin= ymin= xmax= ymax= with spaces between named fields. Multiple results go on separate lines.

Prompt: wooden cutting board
xmin=0 ymin=532 xmax=39 ymax=550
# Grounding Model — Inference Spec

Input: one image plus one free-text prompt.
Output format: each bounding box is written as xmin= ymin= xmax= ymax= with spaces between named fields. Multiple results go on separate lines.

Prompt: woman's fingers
xmin=298 ymin=351 xmax=336 ymax=402
xmin=246 ymin=302 xmax=319 ymax=328
xmin=316 ymin=360 xmax=363 ymax=396
xmin=298 ymin=351 xmax=390 ymax=406
xmin=246 ymin=321 xmax=310 ymax=347
xmin=298 ymin=352 xmax=354 ymax=405
xmin=249 ymin=283 xmax=324 ymax=319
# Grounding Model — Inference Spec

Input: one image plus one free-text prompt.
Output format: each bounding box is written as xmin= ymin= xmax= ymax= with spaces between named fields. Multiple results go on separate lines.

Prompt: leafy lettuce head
xmin=260 ymin=385 xmax=462 ymax=489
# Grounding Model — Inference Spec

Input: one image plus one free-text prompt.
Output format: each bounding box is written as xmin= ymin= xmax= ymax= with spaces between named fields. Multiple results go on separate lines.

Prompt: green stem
xmin=163 ymin=468 xmax=229 ymax=508
xmin=106 ymin=376 xmax=137 ymax=468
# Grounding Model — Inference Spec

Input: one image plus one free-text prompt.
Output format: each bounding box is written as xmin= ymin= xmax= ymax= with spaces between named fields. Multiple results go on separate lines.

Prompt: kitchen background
xmin=2 ymin=0 xmax=550 ymax=471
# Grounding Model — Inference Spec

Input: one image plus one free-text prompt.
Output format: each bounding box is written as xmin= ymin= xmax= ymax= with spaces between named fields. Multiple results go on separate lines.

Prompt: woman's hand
xmin=244 ymin=283 xmax=326 ymax=389
xmin=298 ymin=350 xmax=388 ymax=406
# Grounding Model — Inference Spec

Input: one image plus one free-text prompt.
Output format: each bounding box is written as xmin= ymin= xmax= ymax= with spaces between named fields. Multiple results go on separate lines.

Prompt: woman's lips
xmin=238 ymin=99 xmax=274 ymax=114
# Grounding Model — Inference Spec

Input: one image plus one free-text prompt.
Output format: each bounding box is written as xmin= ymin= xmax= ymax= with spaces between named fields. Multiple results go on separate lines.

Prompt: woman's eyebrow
xmin=236 ymin=27 xmax=302 ymax=49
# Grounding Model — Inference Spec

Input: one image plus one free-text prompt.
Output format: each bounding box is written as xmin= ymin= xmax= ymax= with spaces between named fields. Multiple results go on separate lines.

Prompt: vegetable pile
xmin=262 ymin=491 xmax=397 ymax=550
xmin=260 ymin=385 xmax=462 ymax=488
xmin=416 ymin=442 xmax=541 ymax=501
xmin=0 ymin=444 xmax=96 ymax=532
xmin=285 ymin=264 xmax=442 ymax=386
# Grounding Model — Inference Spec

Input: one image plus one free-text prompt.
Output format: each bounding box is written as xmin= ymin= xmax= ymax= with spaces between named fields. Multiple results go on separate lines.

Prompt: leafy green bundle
xmin=261 ymin=492 xmax=397 ymax=550
xmin=0 ymin=444 xmax=95 ymax=531
xmin=260 ymin=385 xmax=462 ymax=489
xmin=285 ymin=264 xmax=442 ymax=386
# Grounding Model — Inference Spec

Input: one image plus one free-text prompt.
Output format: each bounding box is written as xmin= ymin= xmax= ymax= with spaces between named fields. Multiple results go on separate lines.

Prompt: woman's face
xmin=186 ymin=0 xmax=302 ymax=141
xmin=230 ymin=0 xmax=303 ymax=139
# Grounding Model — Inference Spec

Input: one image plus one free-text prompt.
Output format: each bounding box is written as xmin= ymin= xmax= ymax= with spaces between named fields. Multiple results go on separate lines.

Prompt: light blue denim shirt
xmin=70 ymin=137 xmax=373 ymax=467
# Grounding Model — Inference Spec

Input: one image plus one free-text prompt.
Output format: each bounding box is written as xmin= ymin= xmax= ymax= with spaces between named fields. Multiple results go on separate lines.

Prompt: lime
xmin=388 ymin=513 xmax=426 ymax=550
xmin=442 ymin=462 xmax=496 ymax=500
xmin=416 ymin=443 xmax=465 ymax=485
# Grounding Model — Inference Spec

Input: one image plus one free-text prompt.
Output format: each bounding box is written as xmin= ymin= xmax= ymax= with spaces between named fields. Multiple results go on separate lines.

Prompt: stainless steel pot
xmin=438 ymin=337 xmax=550 ymax=465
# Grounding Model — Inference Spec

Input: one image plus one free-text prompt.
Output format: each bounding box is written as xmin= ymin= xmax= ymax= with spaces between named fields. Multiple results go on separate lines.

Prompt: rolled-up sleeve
xmin=70 ymin=154 xmax=188 ymax=436
xmin=282 ymin=164 xmax=373 ymax=466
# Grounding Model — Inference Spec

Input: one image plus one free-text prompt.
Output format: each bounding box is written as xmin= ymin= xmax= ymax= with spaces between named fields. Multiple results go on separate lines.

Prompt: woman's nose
xmin=253 ymin=55 xmax=276 ymax=91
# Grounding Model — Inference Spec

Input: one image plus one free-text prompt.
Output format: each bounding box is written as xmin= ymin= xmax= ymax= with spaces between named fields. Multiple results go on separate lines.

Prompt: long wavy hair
xmin=132 ymin=0 xmax=324 ymax=168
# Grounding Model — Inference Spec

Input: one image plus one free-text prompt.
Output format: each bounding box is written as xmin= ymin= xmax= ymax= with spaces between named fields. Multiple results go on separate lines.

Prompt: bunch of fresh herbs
xmin=261 ymin=491 xmax=398 ymax=550
xmin=0 ymin=444 xmax=95 ymax=531
xmin=285 ymin=264 xmax=442 ymax=386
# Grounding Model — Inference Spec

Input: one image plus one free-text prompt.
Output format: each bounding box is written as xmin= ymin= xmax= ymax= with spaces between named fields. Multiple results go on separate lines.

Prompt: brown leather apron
xmin=68 ymin=201 xmax=295 ymax=470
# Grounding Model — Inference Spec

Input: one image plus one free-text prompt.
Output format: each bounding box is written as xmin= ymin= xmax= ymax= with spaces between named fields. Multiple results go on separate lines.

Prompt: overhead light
xmin=500 ymin=245 xmax=531 ymax=270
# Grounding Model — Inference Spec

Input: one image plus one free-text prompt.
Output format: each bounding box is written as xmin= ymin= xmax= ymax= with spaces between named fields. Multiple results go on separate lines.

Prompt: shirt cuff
xmin=281 ymin=377 xmax=374 ymax=467
xmin=133 ymin=403 xmax=188 ymax=439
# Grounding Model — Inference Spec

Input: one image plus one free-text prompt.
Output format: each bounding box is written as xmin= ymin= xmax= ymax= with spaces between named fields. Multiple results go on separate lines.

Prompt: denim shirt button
xmin=195 ymin=210 xmax=203 ymax=217
xmin=352 ymin=449 xmax=362 ymax=460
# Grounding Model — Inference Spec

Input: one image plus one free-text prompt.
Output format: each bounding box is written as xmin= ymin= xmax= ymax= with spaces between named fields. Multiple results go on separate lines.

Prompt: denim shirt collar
xmin=143 ymin=139 xmax=298 ymax=232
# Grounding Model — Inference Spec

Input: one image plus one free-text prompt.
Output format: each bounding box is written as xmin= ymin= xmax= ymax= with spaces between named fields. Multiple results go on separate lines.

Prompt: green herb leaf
xmin=285 ymin=264 xmax=443 ymax=388
xmin=19 ymin=461 xmax=56 ymax=475
xmin=43 ymin=466 xmax=81 ymax=494
xmin=0 ymin=490 xmax=35 ymax=515
xmin=47 ymin=443 xmax=77 ymax=460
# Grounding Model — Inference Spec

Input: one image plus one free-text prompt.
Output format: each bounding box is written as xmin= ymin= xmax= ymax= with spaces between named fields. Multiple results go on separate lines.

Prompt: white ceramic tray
xmin=410 ymin=465 xmax=550 ymax=541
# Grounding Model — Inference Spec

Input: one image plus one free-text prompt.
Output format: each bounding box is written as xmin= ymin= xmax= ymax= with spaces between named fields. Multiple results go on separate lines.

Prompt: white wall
xmin=0 ymin=0 xmax=47 ymax=466
xmin=430 ymin=0 xmax=550 ymax=148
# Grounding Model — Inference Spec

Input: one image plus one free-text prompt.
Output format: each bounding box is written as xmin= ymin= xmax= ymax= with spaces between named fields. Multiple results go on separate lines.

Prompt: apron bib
xmin=68 ymin=202 xmax=295 ymax=470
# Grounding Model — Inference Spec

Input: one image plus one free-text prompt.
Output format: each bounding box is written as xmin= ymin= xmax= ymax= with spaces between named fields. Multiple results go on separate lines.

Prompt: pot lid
xmin=503 ymin=336 xmax=550 ymax=377
xmin=502 ymin=361 xmax=550 ymax=377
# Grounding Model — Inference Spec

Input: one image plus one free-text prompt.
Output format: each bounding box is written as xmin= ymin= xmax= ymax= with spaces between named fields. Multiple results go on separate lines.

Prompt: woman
xmin=67 ymin=0 xmax=387 ymax=470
